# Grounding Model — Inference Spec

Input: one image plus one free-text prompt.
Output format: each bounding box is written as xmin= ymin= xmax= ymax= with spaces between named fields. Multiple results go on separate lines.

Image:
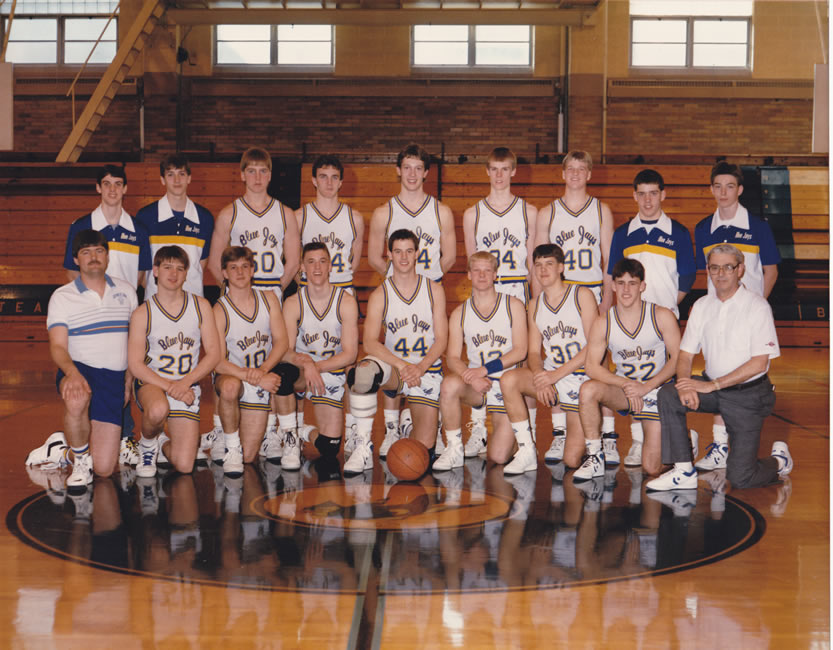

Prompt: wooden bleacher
xmin=1 ymin=161 xmax=827 ymax=347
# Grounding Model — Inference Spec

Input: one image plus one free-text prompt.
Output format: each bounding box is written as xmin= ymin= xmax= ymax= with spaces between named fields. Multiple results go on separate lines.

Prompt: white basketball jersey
xmin=461 ymin=293 xmax=515 ymax=378
xmin=606 ymin=302 xmax=667 ymax=382
xmin=534 ymin=285 xmax=587 ymax=372
xmin=300 ymin=202 xmax=358 ymax=286
xmin=382 ymin=276 xmax=441 ymax=372
xmin=144 ymin=293 xmax=203 ymax=380
xmin=473 ymin=197 xmax=530 ymax=280
xmin=548 ymin=196 xmax=604 ymax=285
xmin=295 ymin=286 xmax=345 ymax=363
xmin=217 ymin=289 xmax=273 ymax=369
xmin=386 ymin=195 xmax=443 ymax=281
xmin=229 ymin=197 xmax=288 ymax=289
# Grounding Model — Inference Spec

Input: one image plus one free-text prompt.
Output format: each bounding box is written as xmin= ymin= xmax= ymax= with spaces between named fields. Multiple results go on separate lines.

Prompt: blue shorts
xmin=56 ymin=362 xmax=125 ymax=426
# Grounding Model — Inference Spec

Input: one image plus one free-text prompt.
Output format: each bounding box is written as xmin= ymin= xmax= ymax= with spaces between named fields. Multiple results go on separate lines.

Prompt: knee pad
xmin=314 ymin=434 xmax=342 ymax=459
xmin=349 ymin=391 xmax=379 ymax=420
xmin=347 ymin=357 xmax=392 ymax=394
xmin=270 ymin=362 xmax=300 ymax=396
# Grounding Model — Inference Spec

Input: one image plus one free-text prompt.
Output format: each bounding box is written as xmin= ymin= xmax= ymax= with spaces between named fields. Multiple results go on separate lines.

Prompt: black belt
xmin=717 ymin=374 xmax=769 ymax=391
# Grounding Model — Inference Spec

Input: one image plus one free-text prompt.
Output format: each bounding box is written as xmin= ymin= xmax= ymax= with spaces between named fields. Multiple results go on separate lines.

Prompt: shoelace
xmin=141 ymin=449 xmax=155 ymax=465
xmin=703 ymin=442 xmax=723 ymax=458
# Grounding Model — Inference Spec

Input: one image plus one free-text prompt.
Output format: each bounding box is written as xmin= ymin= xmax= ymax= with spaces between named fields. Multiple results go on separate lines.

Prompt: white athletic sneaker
xmin=210 ymin=428 xmax=226 ymax=464
xmin=464 ymin=420 xmax=488 ymax=457
xmin=223 ymin=444 xmax=244 ymax=477
xmin=66 ymin=453 xmax=93 ymax=493
xmin=546 ymin=461 xmax=566 ymax=484
xmin=136 ymin=440 xmax=159 ymax=478
xmin=694 ymin=442 xmax=728 ymax=471
xmin=646 ymin=489 xmax=698 ymax=517
xmin=435 ymin=432 xmax=446 ymax=455
xmin=504 ymin=444 xmax=538 ymax=475
xmin=26 ymin=465 xmax=67 ymax=505
xmin=544 ymin=431 xmax=566 ymax=463
xmin=572 ymin=452 xmax=605 ymax=483
xmin=399 ymin=408 xmax=413 ymax=438
xmin=344 ymin=423 xmax=358 ymax=458
xmin=432 ymin=442 xmax=464 ymax=471
xmin=575 ymin=476 xmax=604 ymax=511
xmin=771 ymin=441 xmax=794 ymax=477
xmin=25 ymin=431 xmax=70 ymax=469
xmin=259 ymin=426 xmax=283 ymax=462
xmin=379 ymin=421 xmax=400 ymax=459
xmin=602 ymin=433 xmax=620 ymax=466
xmin=645 ymin=465 xmax=697 ymax=491
xmin=119 ymin=438 xmax=139 ymax=466
xmin=343 ymin=441 xmax=373 ymax=475
xmin=157 ymin=434 xmax=171 ymax=469
xmin=624 ymin=441 xmax=643 ymax=467
xmin=689 ymin=429 xmax=699 ymax=460
xmin=282 ymin=430 xmax=302 ymax=471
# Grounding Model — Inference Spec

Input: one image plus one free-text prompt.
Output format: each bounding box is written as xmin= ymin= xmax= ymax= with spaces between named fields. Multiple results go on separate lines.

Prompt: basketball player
xmin=605 ymin=168 xmax=696 ymax=467
xmin=275 ymin=242 xmax=359 ymax=471
xmin=366 ymin=144 xmax=456 ymax=453
xmin=136 ymin=153 xmax=214 ymax=298
xmin=576 ymin=258 xmax=681 ymax=482
xmin=128 ymin=246 xmax=221 ymax=478
xmin=534 ymin=151 xmax=617 ymax=465
xmin=500 ymin=244 xmax=597 ymax=473
xmin=296 ymin=154 xmax=364 ymax=290
xmin=691 ymin=162 xmax=781 ymax=472
xmin=460 ymin=147 xmax=538 ymax=457
xmin=41 ymin=230 xmax=138 ymax=491
xmin=435 ymin=252 xmax=528 ymax=472
xmin=346 ymin=229 xmax=448 ymax=475
xmin=212 ymin=246 xmax=287 ymax=476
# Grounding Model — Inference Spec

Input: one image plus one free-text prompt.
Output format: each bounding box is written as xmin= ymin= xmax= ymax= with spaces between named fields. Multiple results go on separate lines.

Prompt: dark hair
xmin=96 ymin=164 xmax=127 ymax=186
xmin=388 ymin=228 xmax=420 ymax=252
xmin=396 ymin=144 xmax=431 ymax=171
xmin=72 ymin=229 xmax=109 ymax=258
xmin=220 ymin=245 xmax=255 ymax=270
xmin=532 ymin=243 xmax=564 ymax=264
xmin=312 ymin=154 xmax=344 ymax=179
xmin=633 ymin=169 xmax=664 ymax=191
xmin=160 ymin=153 xmax=191 ymax=177
xmin=710 ymin=161 xmax=744 ymax=186
xmin=153 ymin=245 xmax=190 ymax=271
xmin=303 ymin=241 xmax=331 ymax=259
xmin=611 ymin=258 xmax=645 ymax=282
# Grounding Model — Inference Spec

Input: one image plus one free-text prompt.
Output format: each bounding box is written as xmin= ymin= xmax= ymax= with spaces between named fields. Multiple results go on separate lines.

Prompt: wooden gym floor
xmin=0 ymin=341 xmax=828 ymax=648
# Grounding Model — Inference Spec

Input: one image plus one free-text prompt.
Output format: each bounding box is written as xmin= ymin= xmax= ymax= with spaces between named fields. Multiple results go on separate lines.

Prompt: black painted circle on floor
xmin=8 ymin=462 xmax=765 ymax=595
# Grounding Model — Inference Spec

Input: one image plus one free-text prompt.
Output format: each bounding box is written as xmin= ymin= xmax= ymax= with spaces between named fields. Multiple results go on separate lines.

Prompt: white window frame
xmin=411 ymin=25 xmax=533 ymax=73
xmin=214 ymin=24 xmax=334 ymax=71
xmin=1 ymin=15 xmax=117 ymax=66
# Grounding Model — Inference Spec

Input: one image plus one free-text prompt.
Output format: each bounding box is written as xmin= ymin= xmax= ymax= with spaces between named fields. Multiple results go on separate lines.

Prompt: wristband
xmin=484 ymin=358 xmax=504 ymax=375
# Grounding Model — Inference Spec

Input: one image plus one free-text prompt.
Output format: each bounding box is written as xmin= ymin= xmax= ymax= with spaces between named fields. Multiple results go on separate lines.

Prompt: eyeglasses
xmin=707 ymin=263 xmax=740 ymax=275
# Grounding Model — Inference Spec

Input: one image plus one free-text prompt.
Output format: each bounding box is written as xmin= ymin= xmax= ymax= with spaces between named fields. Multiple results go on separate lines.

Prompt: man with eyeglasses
xmin=691 ymin=162 xmax=781 ymax=472
xmin=646 ymin=243 xmax=792 ymax=492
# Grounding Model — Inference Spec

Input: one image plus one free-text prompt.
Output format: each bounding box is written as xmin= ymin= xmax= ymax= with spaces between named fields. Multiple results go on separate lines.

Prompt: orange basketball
xmin=386 ymin=438 xmax=430 ymax=481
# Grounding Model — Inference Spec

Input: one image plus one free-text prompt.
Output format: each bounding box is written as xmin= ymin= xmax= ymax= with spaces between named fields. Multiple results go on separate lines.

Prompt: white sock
xmin=267 ymin=413 xmax=277 ymax=432
xmin=470 ymin=406 xmax=486 ymax=424
xmin=384 ymin=409 xmax=399 ymax=430
xmin=445 ymin=428 xmax=462 ymax=447
xmin=675 ymin=461 xmax=693 ymax=472
xmin=278 ymin=413 xmax=296 ymax=435
xmin=345 ymin=411 xmax=356 ymax=430
xmin=552 ymin=412 xmax=567 ymax=433
xmin=713 ymin=424 xmax=728 ymax=445
xmin=224 ymin=430 xmax=240 ymax=448
xmin=602 ymin=416 xmax=615 ymax=433
xmin=297 ymin=408 xmax=305 ymax=429
xmin=213 ymin=413 xmax=222 ymax=430
xmin=528 ymin=407 xmax=537 ymax=435
xmin=586 ymin=438 xmax=602 ymax=456
xmin=139 ymin=436 xmax=156 ymax=451
xmin=630 ymin=421 xmax=644 ymax=444
xmin=511 ymin=420 xmax=534 ymax=448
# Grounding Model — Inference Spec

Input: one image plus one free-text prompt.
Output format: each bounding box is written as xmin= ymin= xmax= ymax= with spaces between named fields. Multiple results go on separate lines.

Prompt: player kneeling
xmin=500 ymin=244 xmax=598 ymax=474
xmin=275 ymin=243 xmax=359 ymax=471
xmin=212 ymin=246 xmax=288 ymax=476
xmin=437 ymin=252 xmax=528 ymax=472
xmin=347 ymin=229 xmax=448 ymax=475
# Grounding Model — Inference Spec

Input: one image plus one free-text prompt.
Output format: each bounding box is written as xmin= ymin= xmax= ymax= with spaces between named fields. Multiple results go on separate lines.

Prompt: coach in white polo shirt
xmin=646 ymin=243 xmax=792 ymax=491
xmin=48 ymin=229 xmax=138 ymax=492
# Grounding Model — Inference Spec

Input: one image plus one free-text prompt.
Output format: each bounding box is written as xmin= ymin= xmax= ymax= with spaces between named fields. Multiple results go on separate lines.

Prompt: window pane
xmin=632 ymin=43 xmax=686 ymax=67
xmin=631 ymin=0 xmax=752 ymax=17
xmin=65 ymin=40 xmax=116 ymax=63
xmin=65 ymin=18 xmax=116 ymax=40
xmin=414 ymin=41 xmax=468 ymax=66
xmin=476 ymin=42 xmax=529 ymax=66
xmin=8 ymin=18 xmax=57 ymax=40
xmin=2 ymin=0 xmax=118 ymax=13
xmin=217 ymin=24 xmax=270 ymax=41
xmin=278 ymin=41 xmax=331 ymax=65
xmin=693 ymin=43 xmax=747 ymax=67
xmin=693 ymin=20 xmax=747 ymax=44
xmin=414 ymin=25 xmax=468 ymax=42
xmin=5 ymin=41 xmax=57 ymax=62
xmin=217 ymin=41 xmax=270 ymax=64
xmin=475 ymin=25 xmax=529 ymax=42
xmin=277 ymin=24 xmax=331 ymax=40
xmin=632 ymin=19 xmax=687 ymax=43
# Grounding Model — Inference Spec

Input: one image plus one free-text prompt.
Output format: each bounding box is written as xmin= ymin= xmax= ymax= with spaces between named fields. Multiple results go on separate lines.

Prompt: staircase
xmin=56 ymin=0 xmax=165 ymax=163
